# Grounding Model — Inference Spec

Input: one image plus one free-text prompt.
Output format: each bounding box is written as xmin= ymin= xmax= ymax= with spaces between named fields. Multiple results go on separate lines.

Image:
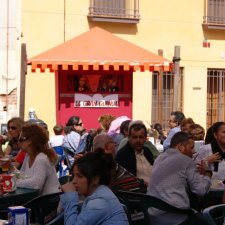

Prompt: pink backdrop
xmin=55 ymin=68 xmax=133 ymax=130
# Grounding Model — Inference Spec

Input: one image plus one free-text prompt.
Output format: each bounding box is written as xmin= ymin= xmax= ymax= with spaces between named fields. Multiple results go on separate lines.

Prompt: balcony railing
xmin=88 ymin=0 xmax=140 ymax=24
xmin=203 ymin=0 xmax=225 ymax=27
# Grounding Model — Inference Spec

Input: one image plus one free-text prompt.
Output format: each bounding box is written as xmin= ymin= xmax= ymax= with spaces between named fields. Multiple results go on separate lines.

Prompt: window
xmin=207 ymin=69 xmax=225 ymax=128
xmin=67 ymin=74 xmax=124 ymax=93
xmin=88 ymin=0 xmax=140 ymax=23
xmin=151 ymin=70 xmax=183 ymax=131
xmin=93 ymin=0 xmax=126 ymax=16
xmin=204 ymin=0 xmax=225 ymax=26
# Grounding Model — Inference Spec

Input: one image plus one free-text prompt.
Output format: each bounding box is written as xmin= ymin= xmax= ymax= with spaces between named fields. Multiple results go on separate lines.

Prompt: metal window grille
xmin=207 ymin=69 xmax=225 ymax=128
xmin=89 ymin=0 xmax=140 ymax=19
xmin=151 ymin=70 xmax=183 ymax=131
xmin=204 ymin=0 xmax=225 ymax=24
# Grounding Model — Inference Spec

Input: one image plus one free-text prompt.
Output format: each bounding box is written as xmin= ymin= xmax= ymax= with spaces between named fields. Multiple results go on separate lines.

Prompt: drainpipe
xmin=5 ymin=0 xmax=9 ymax=118
xmin=64 ymin=0 xmax=66 ymax=42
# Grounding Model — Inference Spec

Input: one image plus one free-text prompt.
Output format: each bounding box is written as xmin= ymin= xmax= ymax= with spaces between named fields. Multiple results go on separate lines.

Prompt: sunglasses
xmin=7 ymin=126 xmax=17 ymax=130
xmin=76 ymin=122 xmax=83 ymax=127
xmin=18 ymin=136 xmax=28 ymax=143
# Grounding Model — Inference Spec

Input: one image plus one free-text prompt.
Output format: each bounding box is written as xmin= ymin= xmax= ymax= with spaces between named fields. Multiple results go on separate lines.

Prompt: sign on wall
xmin=74 ymin=94 xmax=119 ymax=108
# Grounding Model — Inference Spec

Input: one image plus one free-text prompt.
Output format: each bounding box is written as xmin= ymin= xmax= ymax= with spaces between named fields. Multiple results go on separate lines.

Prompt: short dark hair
xmin=170 ymin=131 xmax=193 ymax=148
xmin=171 ymin=111 xmax=185 ymax=125
xmin=212 ymin=121 xmax=225 ymax=134
xmin=74 ymin=150 xmax=115 ymax=186
xmin=53 ymin=124 xmax=63 ymax=135
xmin=120 ymin=120 xmax=131 ymax=135
xmin=128 ymin=121 xmax=147 ymax=137
xmin=153 ymin=123 xmax=163 ymax=132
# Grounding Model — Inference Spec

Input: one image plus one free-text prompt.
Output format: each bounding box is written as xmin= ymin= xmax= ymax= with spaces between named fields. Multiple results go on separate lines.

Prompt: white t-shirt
xmin=49 ymin=135 xmax=64 ymax=147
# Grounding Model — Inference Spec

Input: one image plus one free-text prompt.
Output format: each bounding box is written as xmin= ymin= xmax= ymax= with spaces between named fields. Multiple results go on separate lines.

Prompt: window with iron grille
xmin=88 ymin=0 xmax=140 ymax=23
xmin=204 ymin=0 xmax=225 ymax=25
xmin=207 ymin=69 xmax=225 ymax=128
xmin=151 ymin=70 xmax=183 ymax=131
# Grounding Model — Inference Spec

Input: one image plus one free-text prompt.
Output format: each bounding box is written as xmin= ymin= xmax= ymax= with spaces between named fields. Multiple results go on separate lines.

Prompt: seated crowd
xmin=0 ymin=112 xmax=225 ymax=225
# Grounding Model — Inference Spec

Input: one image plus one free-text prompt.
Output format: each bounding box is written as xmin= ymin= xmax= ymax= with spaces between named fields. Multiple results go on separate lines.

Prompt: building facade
xmin=0 ymin=0 xmax=22 ymax=129
xmin=18 ymin=0 xmax=225 ymax=132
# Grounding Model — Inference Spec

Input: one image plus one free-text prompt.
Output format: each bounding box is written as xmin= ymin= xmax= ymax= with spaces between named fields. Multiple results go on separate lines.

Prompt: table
xmin=0 ymin=188 xmax=39 ymax=209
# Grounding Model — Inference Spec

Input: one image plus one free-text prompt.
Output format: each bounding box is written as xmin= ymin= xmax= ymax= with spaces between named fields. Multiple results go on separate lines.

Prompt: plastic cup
xmin=0 ymin=157 xmax=11 ymax=172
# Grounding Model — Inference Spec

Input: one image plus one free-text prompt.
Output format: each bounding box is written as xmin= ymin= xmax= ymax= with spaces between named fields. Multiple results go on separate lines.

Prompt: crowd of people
xmin=0 ymin=111 xmax=225 ymax=225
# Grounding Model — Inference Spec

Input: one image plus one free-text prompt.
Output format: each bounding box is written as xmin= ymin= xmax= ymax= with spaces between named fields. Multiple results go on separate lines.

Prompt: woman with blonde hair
xmin=16 ymin=122 xmax=60 ymax=195
xmin=0 ymin=117 xmax=24 ymax=157
xmin=189 ymin=123 xmax=205 ymax=155
xmin=98 ymin=114 xmax=116 ymax=133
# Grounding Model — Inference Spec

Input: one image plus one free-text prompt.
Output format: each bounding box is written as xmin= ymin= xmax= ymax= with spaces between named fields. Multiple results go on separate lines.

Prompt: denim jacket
xmin=60 ymin=185 xmax=129 ymax=225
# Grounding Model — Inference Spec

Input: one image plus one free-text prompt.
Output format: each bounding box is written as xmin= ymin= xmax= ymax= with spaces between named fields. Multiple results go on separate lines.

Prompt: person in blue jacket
xmin=60 ymin=150 xmax=129 ymax=225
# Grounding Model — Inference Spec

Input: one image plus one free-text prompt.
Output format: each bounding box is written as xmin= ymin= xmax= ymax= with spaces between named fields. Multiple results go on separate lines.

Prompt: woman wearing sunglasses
xmin=62 ymin=116 xmax=87 ymax=164
xmin=16 ymin=122 xmax=60 ymax=195
xmin=60 ymin=150 xmax=129 ymax=225
xmin=0 ymin=117 xmax=24 ymax=157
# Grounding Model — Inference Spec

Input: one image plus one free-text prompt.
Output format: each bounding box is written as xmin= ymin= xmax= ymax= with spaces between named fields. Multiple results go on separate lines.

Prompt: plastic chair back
xmin=23 ymin=192 xmax=62 ymax=224
xmin=115 ymin=190 xmax=195 ymax=225
xmin=53 ymin=146 xmax=64 ymax=156
xmin=203 ymin=204 xmax=225 ymax=225
xmin=58 ymin=175 xmax=72 ymax=185
xmin=63 ymin=148 xmax=75 ymax=171
xmin=45 ymin=212 xmax=64 ymax=225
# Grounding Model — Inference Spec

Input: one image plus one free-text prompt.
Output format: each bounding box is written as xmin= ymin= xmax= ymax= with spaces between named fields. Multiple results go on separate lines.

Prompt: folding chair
xmin=115 ymin=190 xmax=196 ymax=225
xmin=203 ymin=204 xmax=225 ymax=225
xmin=23 ymin=192 xmax=62 ymax=224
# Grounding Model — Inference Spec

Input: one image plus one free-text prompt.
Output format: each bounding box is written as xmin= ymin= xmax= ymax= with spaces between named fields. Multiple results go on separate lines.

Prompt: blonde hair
xmin=189 ymin=124 xmax=205 ymax=141
xmin=98 ymin=114 xmax=116 ymax=132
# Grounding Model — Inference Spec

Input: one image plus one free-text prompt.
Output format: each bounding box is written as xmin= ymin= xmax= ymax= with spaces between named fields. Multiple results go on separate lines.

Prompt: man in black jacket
xmin=116 ymin=121 xmax=154 ymax=185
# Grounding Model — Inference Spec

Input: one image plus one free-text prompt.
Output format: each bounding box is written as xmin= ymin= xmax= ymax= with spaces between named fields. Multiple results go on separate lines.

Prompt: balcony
xmin=203 ymin=0 xmax=225 ymax=29
xmin=88 ymin=0 xmax=140 ymax=24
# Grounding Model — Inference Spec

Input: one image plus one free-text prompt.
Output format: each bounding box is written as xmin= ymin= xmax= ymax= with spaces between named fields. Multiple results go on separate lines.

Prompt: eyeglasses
xmin=18 ymin=136 xmax=28 ymax=143
xmin=7 ymin=126 xmax=17 ymax=130
xmin=76 ymin=122 xmax=83 ymax=127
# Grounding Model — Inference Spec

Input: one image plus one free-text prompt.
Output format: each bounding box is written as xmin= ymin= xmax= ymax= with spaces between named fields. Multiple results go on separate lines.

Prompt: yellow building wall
xmin=22 ymin=0 xmax=225 ymax=133
xmin=132 ymin=71 xmax=152 ymax=127
xmin=183 ymin=67 xmax=207 ymax=127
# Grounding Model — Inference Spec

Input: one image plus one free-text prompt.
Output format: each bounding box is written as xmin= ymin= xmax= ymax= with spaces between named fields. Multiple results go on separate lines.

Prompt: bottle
xmin=28 ymin=108 xmax=37 ymax=120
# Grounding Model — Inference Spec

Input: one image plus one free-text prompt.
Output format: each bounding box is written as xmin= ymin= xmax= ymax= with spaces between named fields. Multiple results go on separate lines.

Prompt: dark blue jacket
xmin=116 ymin=142 xmax=154 ymax=176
